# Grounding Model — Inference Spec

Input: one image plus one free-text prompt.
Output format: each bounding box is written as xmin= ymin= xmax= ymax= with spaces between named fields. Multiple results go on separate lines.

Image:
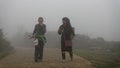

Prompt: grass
xmin=0 ymin=49 xmax=15 ymax=60
xmin=0 ymin=52 xmax=10 ymax=59
xmin=74 ymin=49 xmax=120 ymax=68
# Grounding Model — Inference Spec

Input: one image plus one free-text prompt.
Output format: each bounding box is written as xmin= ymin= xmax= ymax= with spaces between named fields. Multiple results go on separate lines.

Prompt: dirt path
xmin=0 ymin=47 xmax=95 ymax=68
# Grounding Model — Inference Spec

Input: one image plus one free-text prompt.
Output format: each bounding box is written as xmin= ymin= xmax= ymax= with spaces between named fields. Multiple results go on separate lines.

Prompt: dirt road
xmin=0 ymin=47 xmax=95 ymax=68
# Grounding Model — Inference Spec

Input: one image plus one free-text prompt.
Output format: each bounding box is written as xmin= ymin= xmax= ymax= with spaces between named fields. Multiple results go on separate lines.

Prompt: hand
xmin=61 ymin=28 xmax=64 ymax=33
xmin=32 ymin=35 xmax=35 ymax=38
xmin=61 ymin=30 xmax=64 ymax=33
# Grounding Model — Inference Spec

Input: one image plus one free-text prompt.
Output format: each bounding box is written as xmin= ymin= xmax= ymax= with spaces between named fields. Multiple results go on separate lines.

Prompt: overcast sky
xmin=0 ymin=0 xmax=120 ymax=41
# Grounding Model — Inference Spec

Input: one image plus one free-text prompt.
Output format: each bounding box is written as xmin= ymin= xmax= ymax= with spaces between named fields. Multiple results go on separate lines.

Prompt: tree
xmin=0 ymin=28 xmax=14 ymax=53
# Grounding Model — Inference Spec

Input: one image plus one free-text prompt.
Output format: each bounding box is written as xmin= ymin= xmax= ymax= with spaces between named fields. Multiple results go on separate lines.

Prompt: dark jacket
xmin=58 ymin=25 xmax=74 ymax=40
xmin=33 ymin=24 xmax=46 ymax=35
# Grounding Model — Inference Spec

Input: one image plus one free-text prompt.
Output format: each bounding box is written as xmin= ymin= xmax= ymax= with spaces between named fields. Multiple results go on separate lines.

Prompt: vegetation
xmin=0 ymin=29 xmax=14 ymax=59
xmin=73 ymin=34 xmax=120 ymax=68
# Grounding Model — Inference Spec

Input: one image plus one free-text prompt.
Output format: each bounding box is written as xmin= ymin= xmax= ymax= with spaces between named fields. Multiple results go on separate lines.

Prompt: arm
xmin=71 ymin=27 xmax=75 ymax=39
xmin=58 ymin=26 xmax=63 ymax=35
xmin=33 ymin=24 xmax=37 ymax=35
xmin=43 ymin=24 xmax=46 ymax=34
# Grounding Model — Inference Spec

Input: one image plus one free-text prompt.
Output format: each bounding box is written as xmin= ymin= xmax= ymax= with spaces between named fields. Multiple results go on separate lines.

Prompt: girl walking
xmin=58 ymin=17 xmax=75 ymax=62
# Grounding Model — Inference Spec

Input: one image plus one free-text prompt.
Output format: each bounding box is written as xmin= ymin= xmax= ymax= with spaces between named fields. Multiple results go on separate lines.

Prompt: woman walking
xmin=32 ymin=17 xmax=46 ymax=62
xmin=58 ymin=17 xmax=75 ymax=62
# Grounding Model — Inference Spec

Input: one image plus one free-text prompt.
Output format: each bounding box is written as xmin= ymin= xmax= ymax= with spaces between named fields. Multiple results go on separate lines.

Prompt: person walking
xmin=58 ymin=17 xmax=75 ymax=62
xmin=32 ymin=17 xmax=46 ymax=62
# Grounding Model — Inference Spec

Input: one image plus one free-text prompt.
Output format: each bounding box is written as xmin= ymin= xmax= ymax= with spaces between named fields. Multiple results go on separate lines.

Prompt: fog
xmin=0 ymin=0 xmax=120 ymax=41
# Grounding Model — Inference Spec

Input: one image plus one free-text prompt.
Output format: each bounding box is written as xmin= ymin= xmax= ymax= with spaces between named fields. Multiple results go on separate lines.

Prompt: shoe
xmin=35 ymin=59 xmax=38 ymax=62
xmin=35 ymin=57 xmax=39 ymax=62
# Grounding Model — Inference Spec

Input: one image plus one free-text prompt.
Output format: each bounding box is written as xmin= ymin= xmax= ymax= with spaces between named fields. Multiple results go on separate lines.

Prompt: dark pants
xmin=62 ymin=50 xmax=73 ymax=60
xmin=61 ymin=38 xmax=73 ymax=60
xmin=34 ymin=40 xmax=44 ymax=61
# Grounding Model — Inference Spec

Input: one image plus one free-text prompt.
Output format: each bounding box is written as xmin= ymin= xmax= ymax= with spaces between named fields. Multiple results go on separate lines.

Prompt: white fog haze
xmin=0 ymin=0 xmax=120 ymax=41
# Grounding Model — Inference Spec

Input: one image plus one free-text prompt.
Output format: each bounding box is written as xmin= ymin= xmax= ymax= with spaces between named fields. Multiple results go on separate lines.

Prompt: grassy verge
xmin=0 ymin=49 xmax=15 ymax=60
xmin=0 ymin=52 xmax=10 ymax=59
xmin=74 ymin=49 xmax=120 ymax=68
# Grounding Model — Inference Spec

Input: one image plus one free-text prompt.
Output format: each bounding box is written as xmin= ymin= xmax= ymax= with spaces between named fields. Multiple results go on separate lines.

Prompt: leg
xmin=39 ymin=44 xmax=44 ymax=60
xmin=68 ymin=47 xmax=73 ymax=61
xmin=34 ymin=46 xmax=38 ymax=62
xmin=69 ymin=51 xmax=73 ymax=61
xmin=62 ymin=51 xmax=66 ymax=60
xmin=38 ymin=40 xmax=44 ymax=61
xmin=61 ymin=37 xmax=66 ymax=61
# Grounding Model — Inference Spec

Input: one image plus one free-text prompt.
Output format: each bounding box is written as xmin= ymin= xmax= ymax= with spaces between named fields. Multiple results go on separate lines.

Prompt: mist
xmin=0 ymin=0 xmax=120 ymax=41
